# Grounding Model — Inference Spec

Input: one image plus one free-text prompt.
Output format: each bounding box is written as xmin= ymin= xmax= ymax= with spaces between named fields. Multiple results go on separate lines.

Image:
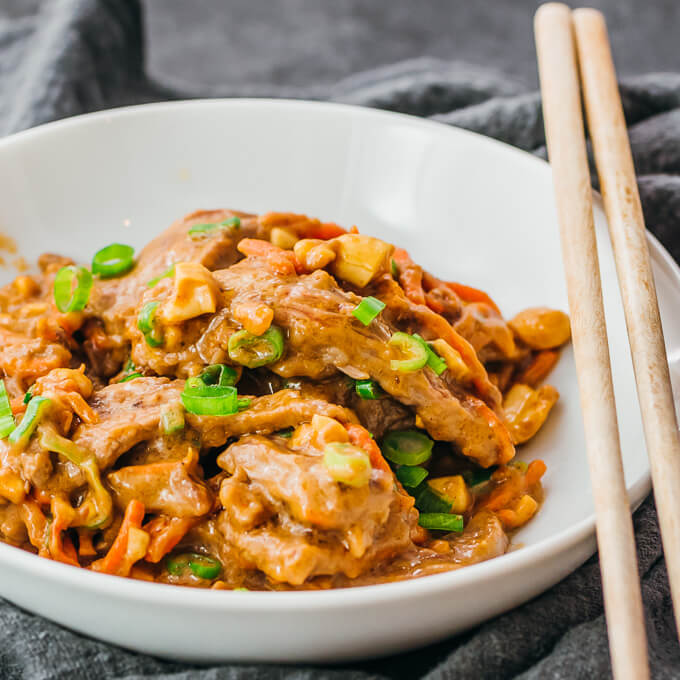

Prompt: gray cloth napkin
xmin=1 ymin=1 xmax=679 ymax=678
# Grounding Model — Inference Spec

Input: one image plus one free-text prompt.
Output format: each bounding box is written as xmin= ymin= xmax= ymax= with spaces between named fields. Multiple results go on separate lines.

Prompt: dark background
xmin=4 ymin=0 xmax=680 ymax=90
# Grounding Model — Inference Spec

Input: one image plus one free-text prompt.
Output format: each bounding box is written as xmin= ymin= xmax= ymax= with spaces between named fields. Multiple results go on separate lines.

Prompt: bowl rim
xmin=0 ymin=97 xmax=663 ymax=609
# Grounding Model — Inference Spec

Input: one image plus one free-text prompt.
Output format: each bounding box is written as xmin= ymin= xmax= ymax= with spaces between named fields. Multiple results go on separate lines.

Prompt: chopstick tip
xmin=534 ymin=2 xmax=572 ymax=29
xmin=573 ymin=7 xmax=606 ymax=25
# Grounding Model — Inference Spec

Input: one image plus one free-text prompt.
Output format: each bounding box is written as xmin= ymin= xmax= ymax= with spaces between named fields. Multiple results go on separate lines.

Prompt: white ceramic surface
xmin=0 ymin=99 xmax=675 ymax=663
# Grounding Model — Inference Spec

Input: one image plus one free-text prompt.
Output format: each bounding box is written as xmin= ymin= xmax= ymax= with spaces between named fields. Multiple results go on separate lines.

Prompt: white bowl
xmin=0 ymin=99 xmax=675 ymax=663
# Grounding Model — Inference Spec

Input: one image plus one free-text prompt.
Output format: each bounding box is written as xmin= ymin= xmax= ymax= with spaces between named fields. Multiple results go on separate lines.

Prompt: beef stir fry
xmin=0 ymin=210 xmax=570 ymax=589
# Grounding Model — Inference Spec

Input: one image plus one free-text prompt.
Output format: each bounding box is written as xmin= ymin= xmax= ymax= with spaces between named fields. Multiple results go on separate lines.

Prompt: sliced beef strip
xmin=71 ymin=377 xmax=357 ymax=469
xmin=216 ymin=434 xmax=416 ymax=585
xmin=84 ymin=209 xmax=265 ymax=376
xmin=107 ymin=452 xmax=214 ymax=518
xmin=127 ymin=256 xmax=514 ymax=467
xmin=288 ymin=376 xmax=414 ymax=439
xmin=335 ymin=511 xmax=509 ymax=586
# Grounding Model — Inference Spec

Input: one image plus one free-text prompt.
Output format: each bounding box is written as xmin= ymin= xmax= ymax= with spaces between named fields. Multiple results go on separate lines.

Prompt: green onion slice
xmin=227 ymin=326 xmax=284 ymax=368
xmin=413 ymin=334 xmax=447 ymax=376
xmin=276 ymin=427 xmax=294 ymax=438
xmin=323 ymin=442 xmax=372 ymax=488
xmin=188 ymin=217 xmax=241 ymax=237
xmin=91 ymin=243 xmax=135 ymax=279
xmin=40 ymin=429 xmax=112 ymax=528
xmin=382 ymin=429 xmax=433 ymax=466
xmin=395 ymin=465 xmax=428 ymax=489
xmin=181 ymin=382 xmax=237 ymax=416
xmin=462 ymin=467 xmax=495 ymax=487
xmin=355 ymin=379 xmax=383 ymax=400
xmin=391 ymin=258 xmax=399 ymax=278
xmin=0 ymin=379 xmax=15 ymax=438
xmin=160 ymin=402 xmax=185 ymax=435
xmin=418 ymin=512 xmax=464 ymax=532
xmin=23 ymin=391 xmax=32 ymax=404
xmin=146 ymin=263 xmax=176 ymax=288
xmin=180 ymin=365 xmax=242 ymax=416
xmin=352 ymin=296 xmax=385 ymax=326
xmin=198 ymin=364 xmax=238 ymax=388
xmin=119 ymin=372 xmax=142 ymax=382
xmin=8 ymin=396 xmax=51 ymax=447
xmin=137 ymin=301 xmax=163 ymax=347
xmin=389 ymin=332 xmax=428 ymax=372
xmin=53 ymin=265 xmax=93 ymax=313
xmin=166 ymin=552 xmax=222 ymax=579
xmin=413 ymin=483 xmax=452 ymax=514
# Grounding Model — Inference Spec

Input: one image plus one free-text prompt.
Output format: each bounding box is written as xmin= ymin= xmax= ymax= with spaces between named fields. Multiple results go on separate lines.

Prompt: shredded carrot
xmin=20 ymin=499 xmax=48 ymax=552
xmin=526 ymin=459 xmax=547 ymax=487
xmin=424 ymin=291 xmax=445 ymax=314
xmin=48 ymin=498 xmax=79 ymax=566
xmin=237 ymin=238 xmax=298 ymax=276
xmin=516 ymin=350 xmax=560 ymax=387
xmin=446 ymin=282 xmax=501 ymax=315
xmin=305 ymin=222 xmax=347 ymax=240
xmin=91 ymin=499 xmax=145 ymax=576
xmin=392 ymin=248 xmax=426 ymax=305
xmin=77 ymin=528 xmax=97 ymax=557
xmin=260 ymin=213 xmax=347 ymax=240
xmin=143 ymin=516 xmax=197 ymax=563
xmin=344 ymin=423 xmax=391 ymax=474
xmin=477 ymin=459 xmax=546 ymax=516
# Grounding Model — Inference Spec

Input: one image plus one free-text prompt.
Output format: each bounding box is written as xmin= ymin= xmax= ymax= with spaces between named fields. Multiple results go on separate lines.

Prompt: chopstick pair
xmin=535 ymin=5 xmax=680 ymax=679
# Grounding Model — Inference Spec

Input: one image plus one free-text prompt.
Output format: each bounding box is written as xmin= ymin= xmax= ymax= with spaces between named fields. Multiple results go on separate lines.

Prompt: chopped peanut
xmin=0 ymin=469 xmax=26 ymax=504
xmin=290 ymin=414 xmax=349 ymax=451
xmin=430 ymin=338 xmax=471 ymax=382
xmin=162 ymin=262 xmax=220 ymax=324
xmin=330 ymin=234 xmax=393 ymax=288
xmin=233 ymin=301 xmax=274 ymax=336
xmin=509 ymin=307 xmax=571 ymax=350
xmin=294 ymin=239 xmax=336 ymax=271
xmin=503 ymin=383 xmax=559 ymax=444
xmin=270 ymin=227 xmax=299 ymax=250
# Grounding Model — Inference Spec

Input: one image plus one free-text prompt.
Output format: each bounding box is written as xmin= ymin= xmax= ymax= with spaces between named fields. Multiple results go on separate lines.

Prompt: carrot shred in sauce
xmin=344 ymin=422 xmax=391 ymax=474
xmin=237 ymin=238 xmax=299 ymax=276
xmin=143 ymin=516 xmax=197 ymax=563
xmin=91 ymin=499 xmax=145 ymax=576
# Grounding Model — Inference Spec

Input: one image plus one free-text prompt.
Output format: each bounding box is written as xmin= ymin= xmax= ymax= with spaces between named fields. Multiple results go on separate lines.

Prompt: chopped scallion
xmin=8 ymin=396 xmax=51 ymax=447
xmin=137 ymin=301 xmax=163 ymax=347
xmin=413 ymin=483 xmax=452 ymax=514
xmin=355 ymin=379 xmax=383 ymax=400
xmin=166 ymin=552 xmax=222 ymax=579
xmin=382 ymin=429 xmax=433 ymax=466
xmin=180 ymin=365 xmax=243 ymax=416
xmin=146 ymin=263 xmax=176 ymax=288
xmin=388 ymin=332 xmax=428 ymax=372
xmin=91 ymin=243 xmax=135 ymax=279
xmin=0 ymin=379 xmax=15 ymax=438
xmin=395 ymin=465 xmax=428 ymax=488
xmin=352 ymin=296 xmax=385 ymax=326
xmin=418 ymin=512 xmax=464 ymax=532
xmin=53 ymin=265 xmax=93 ymax=313
xmin=188 ymin=217 xmax=241 ymax=238
xmin=391 ymin=258 xmax=399 ymax=278
xmin=160 ymin=402 xmax=185 ymax=435
xmin=323 ymin=442 xmax=372 ymax=487
xmin=413 ymin=334 xmax=447 ymax=376
xmin=227 ymin=326 xmax=284 ymax=368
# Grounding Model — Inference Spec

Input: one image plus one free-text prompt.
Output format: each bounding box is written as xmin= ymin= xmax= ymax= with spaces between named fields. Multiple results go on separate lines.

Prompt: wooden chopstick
xmin=534 ymin=5 xmax=649 ymax=679
xmin=574 ymin=7 xmax=680 ymax=640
